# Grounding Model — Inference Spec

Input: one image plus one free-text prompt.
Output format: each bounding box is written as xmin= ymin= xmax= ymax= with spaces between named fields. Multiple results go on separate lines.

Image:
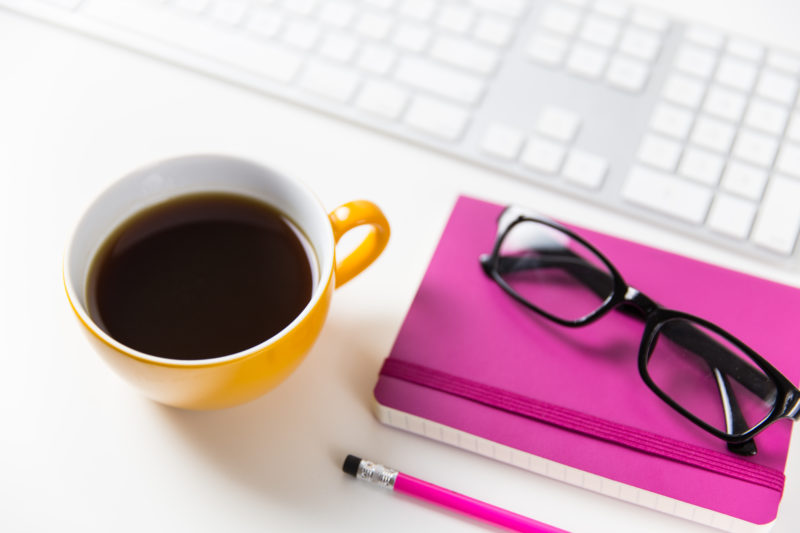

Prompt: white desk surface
xmin=2 ymin=1 xmax=800 ymax=532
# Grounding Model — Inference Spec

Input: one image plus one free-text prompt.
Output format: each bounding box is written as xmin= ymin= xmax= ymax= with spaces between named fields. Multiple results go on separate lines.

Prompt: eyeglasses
xmin=480 ymin=206 xmax=800 ymax=456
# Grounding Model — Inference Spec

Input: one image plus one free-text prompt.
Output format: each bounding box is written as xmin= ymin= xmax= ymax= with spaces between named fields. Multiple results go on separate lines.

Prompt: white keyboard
xmin=6 ymin=0 xmax=800 ymax=267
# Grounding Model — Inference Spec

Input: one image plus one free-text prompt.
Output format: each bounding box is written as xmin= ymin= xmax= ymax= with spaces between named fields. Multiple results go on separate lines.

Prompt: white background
xmin=1 ymin=1 xmax=800 ymax=532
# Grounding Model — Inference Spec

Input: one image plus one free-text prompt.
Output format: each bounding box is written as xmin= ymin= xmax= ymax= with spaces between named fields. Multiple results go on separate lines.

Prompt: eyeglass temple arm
xmin=713 ymin=368 xmax=758 ymax=455
xmin=791 ymin=395 xmax=800 ymax=420
xmin=491 ymin=253 xmax=775 ymax=402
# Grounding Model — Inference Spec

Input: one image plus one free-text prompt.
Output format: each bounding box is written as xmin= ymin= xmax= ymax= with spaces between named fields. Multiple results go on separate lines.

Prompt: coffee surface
xmin=87 ymin=193 xmax=315 ymax=360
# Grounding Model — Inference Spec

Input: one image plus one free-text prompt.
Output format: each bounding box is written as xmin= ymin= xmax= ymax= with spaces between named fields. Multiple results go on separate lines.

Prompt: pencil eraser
xmin=343 ymin=455 xmax=362 ymax=477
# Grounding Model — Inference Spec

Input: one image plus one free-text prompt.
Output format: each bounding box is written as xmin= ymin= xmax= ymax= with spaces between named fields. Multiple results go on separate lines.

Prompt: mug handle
xmin=328 ymin=200 xmax=390 ymax=287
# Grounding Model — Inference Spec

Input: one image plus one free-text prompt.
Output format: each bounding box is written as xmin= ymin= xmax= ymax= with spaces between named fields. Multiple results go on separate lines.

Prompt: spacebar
xmin=81 ymin=0 xmax=302 ymax=83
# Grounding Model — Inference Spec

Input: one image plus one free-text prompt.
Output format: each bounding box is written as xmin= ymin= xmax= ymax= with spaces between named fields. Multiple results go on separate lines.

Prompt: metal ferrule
xmin=356 ymin=459 xmax=398 ymax=490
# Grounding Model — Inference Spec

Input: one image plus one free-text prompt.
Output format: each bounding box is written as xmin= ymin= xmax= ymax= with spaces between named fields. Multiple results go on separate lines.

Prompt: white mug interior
xmin=64 ymin=154 xmax=335 ymax=365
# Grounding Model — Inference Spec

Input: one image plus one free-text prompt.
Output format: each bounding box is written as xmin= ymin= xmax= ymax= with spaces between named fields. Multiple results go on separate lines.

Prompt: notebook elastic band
xmin=380 ymin=358 xmax=785 ymax=492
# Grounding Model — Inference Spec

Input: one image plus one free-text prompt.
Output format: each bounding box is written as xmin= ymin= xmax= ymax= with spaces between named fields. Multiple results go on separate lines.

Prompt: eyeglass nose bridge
xmin=621 ymin=286 xmax=659 ymax=316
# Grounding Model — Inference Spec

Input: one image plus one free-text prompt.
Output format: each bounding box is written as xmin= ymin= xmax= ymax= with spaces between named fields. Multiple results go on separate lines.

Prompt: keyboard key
xmin=536 ymin=106 xmax=581 ymax=142
xmin=566 ymin=43 xmax=609 ymax=79
xmin=283 ymin=0 xmax=317 ymax=15
xmin=399 ymin=0 xmax=436 ymax=21
xmin=605 ymin=55 xmax=649 ymax=92
xmin=357 ymin=44 xmax=397 ymax=74
xmin=319 ymin=33 xmax=359 ymax=63
xmin=662 ymin=74 xmax=705 ymax=108
xmin=526 ymin=33 xmax=568 ymax=67
xmin=539 ymin=5 xmax=582 ymax=35
xmin=354 ymin=12 xmax=393 ymax=40
xmin=637 ymin=134 xmax=682 ymax=171
xmin=403 ymin=96 xmax=469 ymax=140
xmin=721 ymin=162 xmax=768 ymax=200
xmin=299 ymin=61 xmax=360 ymax=102
xmin=732 ymin=129 xmax=779 ymax=168
xmin=744 ymin=99 xmax=789 ymax=135
xmin=755 ymin=70 xmax=799 ymax=105
xmin=618 ymin=27 xmax=662 ymax=62
xmin=247 ymin=8 xmax=283 ymax=38
xmin=282 ymin=20 xmax=320 ymax=50
xmin=707 ymin=194 xmax=757 ymax=239
xmin=430 ymin=36 xmax=499 ymax=74
xmin=685 ymin=26 xmax=725 ymax=50
xmin=767 ymin=49 xmax=800 ymax=76
xmin=481 ymin=123 xmax=524 ymax=159
xmin=726 ymin=38 xmax=764 ymax=62
xmin=395 ymin=57 xmax=485 ymax=104
xmin=674 ymin=45 xmax=717 ymax=78
xmin=650 ymin=103 xmax=694 ymax=139
xmin=470 ymin=0 xmax=526 ymax=17
xmin=623 ymin=165 xmax=713 ymax=224
xmin=679 ymin=147 xmax=724 ymax=185
xmin=355 ymin=80 xmax=409 ymax=119
xmin=631 ymin=9 xmax=669 ymax=33
xmin=690 ymin=115 xmax=735 ymax=153
xmin=363 ymin=0 xmax=395 ymax=8
xmin=209 ymin=1 xmax=248 ymax=25
xmin=562 ymin=149 xmax=608 ymax=188
xmin=702 ymin=85 xmax=747 ymax=122
xmin=751 ymin=175 xmax=800 ymax=254
xmin=593 ymin=0 xmax=628 ymax=19
xmin=520 ymin=137 xmax=567 ymax=174
xmin=436 ymin=5 xmax=474 ymax=34
xmin=474 ymin=17 xmax=514 ymax=47
xmin=318 ymin=1 xmax=356 ymax=27
xmin=392 ymin=23 xmax=432 ymax=52
xmin=775 ymin=142 xmax=800 ymax=179
xmin=715 ymin=56 xmax=758 ymax=92
xmin=580 ymin=15 xmax=621 ymax=48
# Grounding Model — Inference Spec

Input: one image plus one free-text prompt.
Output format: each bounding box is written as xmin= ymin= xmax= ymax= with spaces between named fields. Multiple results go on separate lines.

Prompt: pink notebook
xmin=373 ymin=196 xmax=800 ymax=532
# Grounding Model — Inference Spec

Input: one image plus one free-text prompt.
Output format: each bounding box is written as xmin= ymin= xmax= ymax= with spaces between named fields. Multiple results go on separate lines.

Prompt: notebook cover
xmin=373 ymin=196 xmax=800 ymax=528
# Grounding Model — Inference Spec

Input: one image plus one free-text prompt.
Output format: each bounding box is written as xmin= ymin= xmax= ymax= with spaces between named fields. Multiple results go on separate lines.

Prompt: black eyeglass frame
xmin=481 ymin=212 xmax=800 ymax=447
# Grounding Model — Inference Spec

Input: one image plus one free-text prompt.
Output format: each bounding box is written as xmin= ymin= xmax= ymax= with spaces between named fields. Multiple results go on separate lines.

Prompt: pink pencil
xmin=343 ymin=455 xmax=569 ymax=533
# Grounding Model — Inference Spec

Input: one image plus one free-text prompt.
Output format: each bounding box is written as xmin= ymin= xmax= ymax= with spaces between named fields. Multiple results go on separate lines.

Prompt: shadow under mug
xmin=63 ymin=154 xmax=390 ymax=410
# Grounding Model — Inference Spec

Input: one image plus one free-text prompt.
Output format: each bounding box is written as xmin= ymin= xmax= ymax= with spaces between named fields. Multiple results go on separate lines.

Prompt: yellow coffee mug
xmin=63 ymin=155 xmax=389 ymax=409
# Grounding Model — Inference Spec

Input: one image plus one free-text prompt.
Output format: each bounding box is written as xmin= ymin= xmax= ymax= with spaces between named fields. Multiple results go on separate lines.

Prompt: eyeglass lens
xmin=646 ymin=318 xmax=777 ymax=437
xmin=496 ymin=219 xmax=614 ymax=322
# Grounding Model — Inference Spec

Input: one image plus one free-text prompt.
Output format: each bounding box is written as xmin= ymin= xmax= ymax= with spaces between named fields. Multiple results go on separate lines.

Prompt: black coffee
xmin=87 ymin=192 xmax=315 ymax=360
